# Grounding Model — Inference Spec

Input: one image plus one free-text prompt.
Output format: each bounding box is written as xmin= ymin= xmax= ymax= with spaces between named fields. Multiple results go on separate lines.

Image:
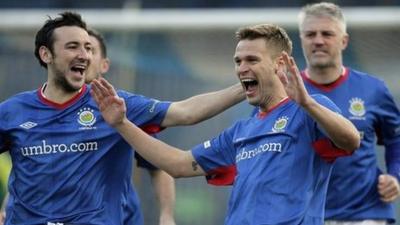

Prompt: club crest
xmin=272 ymin=116 xmax=289 ymax=132
xmin=348 ymin=98 xmax=366 ymax=117
xmin=77 ymin=107 xmax=97 ymax=127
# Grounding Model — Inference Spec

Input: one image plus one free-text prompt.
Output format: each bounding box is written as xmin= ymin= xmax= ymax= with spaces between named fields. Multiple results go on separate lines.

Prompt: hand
xmin=277 ymin=52 xmax=311 ymax=107
xmin=378 ymin=174 xmax=400 ymax=202
xmin=90 ymin=78 xmax=127 ymax=127
xmin=0 ymin=211 xmax=5 ymax=225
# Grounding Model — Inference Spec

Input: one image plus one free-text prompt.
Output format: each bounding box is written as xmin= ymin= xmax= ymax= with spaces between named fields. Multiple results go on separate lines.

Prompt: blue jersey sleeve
xmin=373 ymin=80 xmax=400 ymax=180
xmin=191 ymin=124 xmax=237 ymax=185
xmin=306 ymin=94 xmax=351 ymax=162
xmin=118 ymin=90 xmax=171 ymax=130
xmin=375 ymin=81 xmax=400 ymax=145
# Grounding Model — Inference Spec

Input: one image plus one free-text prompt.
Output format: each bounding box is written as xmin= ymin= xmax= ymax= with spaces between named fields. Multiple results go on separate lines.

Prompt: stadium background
xmin=0 ymin=0 xmax=399 ymax=224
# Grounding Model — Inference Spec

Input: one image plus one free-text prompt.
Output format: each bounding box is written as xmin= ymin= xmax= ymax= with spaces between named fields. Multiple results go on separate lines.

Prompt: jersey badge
xmin=77 ymin=107 xmax=97 ymax=129
xmin=348 ymin=97 xmax=366 ymax=118
xmin=272 ymin=116 xmax=289 ymax=133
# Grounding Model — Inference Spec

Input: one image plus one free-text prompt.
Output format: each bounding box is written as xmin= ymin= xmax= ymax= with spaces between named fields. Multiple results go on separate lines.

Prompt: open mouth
xmin=242 ymin=78 xmax=258 ymax=91
xmin=71 ymin=65 xmax=86 ymax=75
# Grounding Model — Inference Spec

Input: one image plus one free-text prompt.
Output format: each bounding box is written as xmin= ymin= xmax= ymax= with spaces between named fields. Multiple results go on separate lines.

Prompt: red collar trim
xmin=258 ymin=97 xmax=290 ymax=119
xmin=37 ymin=84 xmax=87 ymax=109
xmin=301 ymin=67 xmax=349 ymax=92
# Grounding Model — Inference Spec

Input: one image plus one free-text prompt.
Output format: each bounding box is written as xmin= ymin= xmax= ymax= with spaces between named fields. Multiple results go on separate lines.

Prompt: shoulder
xmin=348 ymin=68 xmax=387 ymax=87
xmin=0 ymin=90 xmax=36 ymax=108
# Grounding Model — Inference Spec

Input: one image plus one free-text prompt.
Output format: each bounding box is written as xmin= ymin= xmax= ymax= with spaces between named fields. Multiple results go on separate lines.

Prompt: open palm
xmin=91 ymin=78 xmax=127 ymax=127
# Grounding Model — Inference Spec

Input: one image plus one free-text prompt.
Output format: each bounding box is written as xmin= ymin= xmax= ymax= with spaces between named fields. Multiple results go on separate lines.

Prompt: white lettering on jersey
xmin=235 ymin=142 xmax=282 ymax=163
xmin=20 ymin=140 xmax=98 ymax=156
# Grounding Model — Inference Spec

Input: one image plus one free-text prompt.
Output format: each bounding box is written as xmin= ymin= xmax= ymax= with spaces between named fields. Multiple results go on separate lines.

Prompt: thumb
xmin=378 ymin=174 xmax=387 ymax=185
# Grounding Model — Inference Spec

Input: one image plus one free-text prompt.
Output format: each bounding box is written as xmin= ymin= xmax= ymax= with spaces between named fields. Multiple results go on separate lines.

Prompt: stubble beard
xmin=54 ymin=69 xmax=82 ymax=93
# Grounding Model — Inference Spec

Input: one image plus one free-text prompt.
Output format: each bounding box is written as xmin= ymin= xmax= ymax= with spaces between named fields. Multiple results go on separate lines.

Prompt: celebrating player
xmin=0 ymin=12 xmax=244 ymax=225
xmin=92 ymin=23 xmax=360 ymax=225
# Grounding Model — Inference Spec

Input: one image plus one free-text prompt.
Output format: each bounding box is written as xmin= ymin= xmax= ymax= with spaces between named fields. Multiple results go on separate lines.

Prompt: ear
xmin=274 ymin=53 xmax=285 ymax=74
xmin=341 ymin=33 xmax=349 ymax=50
xmin=39 ymin=46 xmax=52 ymax=64
xmin=100 ymin=58 xmax=110 ymax=74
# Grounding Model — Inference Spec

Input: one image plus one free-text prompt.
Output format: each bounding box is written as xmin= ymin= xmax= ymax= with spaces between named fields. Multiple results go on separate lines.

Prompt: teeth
xmin=242 ymin=78 xmax=255 ymax=82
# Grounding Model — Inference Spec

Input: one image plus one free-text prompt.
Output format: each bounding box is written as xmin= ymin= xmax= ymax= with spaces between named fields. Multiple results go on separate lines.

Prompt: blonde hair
xmin=298 ymin=2 xmax=347 ymax=34
xmin=236 ymin=23 xmax=293 ymax=58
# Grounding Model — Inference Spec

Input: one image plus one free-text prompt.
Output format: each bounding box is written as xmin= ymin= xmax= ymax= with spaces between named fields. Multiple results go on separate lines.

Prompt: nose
xmin=312 ymin=33 xmax=325 ymax=45
xmin=237 ymin=62 xmax=250 ymax=74
xmin=77 ymin=47 xmax=91 ymax=61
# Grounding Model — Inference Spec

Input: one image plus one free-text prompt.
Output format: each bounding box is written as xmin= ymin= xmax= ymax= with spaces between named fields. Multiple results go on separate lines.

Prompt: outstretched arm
xmin=161 ymin=83 xmax=245 ymax=127
xmin=278 ymin=52 xmax=360 ymax=152
xmin=91 ymin=78 xmax=206 ymax=178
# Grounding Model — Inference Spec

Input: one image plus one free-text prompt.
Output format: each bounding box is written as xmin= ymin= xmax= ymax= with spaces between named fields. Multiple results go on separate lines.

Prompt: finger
xmin=91 ymin=80 xmax=105 ymax=101
xmin=380 ymin=192 xmax=399 ymax=202
xmin=99 ymin=78 xmax=117 ymax=96
xmin=95 ymin=78 xmax=112 ymax=98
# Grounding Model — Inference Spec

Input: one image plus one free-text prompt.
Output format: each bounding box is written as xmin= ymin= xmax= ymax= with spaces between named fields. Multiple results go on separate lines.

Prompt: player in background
xmin=86 ymin=29 xmax=176 ymax=225
xmin=298 ymin=2 xmax=400 ymax=225
xmin=0 ymin=12 xmax=244 ymax=225
xmin=92 ymin=23 xmax=360 ymax=225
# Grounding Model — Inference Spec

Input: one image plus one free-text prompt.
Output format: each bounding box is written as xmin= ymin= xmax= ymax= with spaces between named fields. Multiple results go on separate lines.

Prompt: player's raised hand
xmin=378 ymin=174 xmax=400 ymax=202
xmin=91 ymin=78 xmax=127 ymax=127
xmin=277 ymin=51 xmax=311 ymax=107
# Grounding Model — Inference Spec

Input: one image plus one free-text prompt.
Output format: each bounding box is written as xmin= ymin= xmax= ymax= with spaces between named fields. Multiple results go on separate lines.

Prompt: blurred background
xmin=0 ymin=0 xmax=399 ymax=224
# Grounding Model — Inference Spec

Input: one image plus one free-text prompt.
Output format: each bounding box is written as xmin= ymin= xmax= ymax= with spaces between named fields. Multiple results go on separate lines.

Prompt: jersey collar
xmin=301 ymin=67 xmax=349 ymax=92
xmin=37 ymin=83 xmax=87 ymax=109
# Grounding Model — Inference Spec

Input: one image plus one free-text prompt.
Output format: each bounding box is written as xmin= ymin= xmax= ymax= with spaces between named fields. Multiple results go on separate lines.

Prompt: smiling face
xmin=300 ymin=15 xmax=348 ymax=70
xmin=234 ymin=38 xmax=282 ymax=109
xmin=40 ymin=26 xmax=92 ymax=93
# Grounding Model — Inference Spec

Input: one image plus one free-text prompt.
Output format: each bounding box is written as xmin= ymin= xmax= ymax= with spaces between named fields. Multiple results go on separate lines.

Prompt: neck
xmin=306 ymin=65 xmax=344 ymax=84
xmin=259 ymin=94 xmax=288 ymax=112
xmin=42 ymin=82 xmax=83 ymax=104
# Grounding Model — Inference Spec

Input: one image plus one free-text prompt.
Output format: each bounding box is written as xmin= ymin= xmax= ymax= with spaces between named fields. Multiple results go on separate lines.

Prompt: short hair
xmin=235 ymin=24 xmax=293 ymax=58
xmin=88 ymin=28 xmax=107 ymax=58
xmin=298 ymin=2 xmax=347 ymax=33
xmin=34 ymin=11 xmax=88 ymax=68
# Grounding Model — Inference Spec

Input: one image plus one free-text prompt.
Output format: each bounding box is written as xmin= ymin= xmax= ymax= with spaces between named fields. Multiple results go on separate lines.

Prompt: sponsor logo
xmin=19 ymin=121 xmax=37 ymax=129
xmin=149 ymin=100 xmax=160 ymax=113
xmin=272 ymin=116 xmax=289 ymax=132
xmin=236 ymin=142 xmax=282 ymax=163
xmin=349 ymin=97 xmax=366 ymax=118
xmin=21 ymin=140 xmax=98 ymax=156
xmin=77 ymin=107 xmax=96 ymax=129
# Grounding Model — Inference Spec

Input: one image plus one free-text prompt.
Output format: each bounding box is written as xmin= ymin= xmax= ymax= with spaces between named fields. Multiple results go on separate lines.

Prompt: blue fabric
xmin=303 ymin=68 xmax=400 ymax=223
xmin=0 ymin=84 xmax=170 ymax=225
xmin=192 ymin=95 xmax=344 ymax=225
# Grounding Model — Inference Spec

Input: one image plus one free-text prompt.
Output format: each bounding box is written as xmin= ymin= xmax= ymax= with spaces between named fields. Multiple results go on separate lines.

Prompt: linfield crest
xmin=272 ymin=116 xmax=289 ymax=132
xmin=77 ymin=107 xmax=97 ymax=128
xmin=348 ymin=97 xmax=366 ymax=117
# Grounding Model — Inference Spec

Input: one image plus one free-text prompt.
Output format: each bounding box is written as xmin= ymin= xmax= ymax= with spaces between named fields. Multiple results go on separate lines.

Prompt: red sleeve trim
xmin=206 ymin=165 xmax=237 ymax=186
xmin=312 ymin=138 xmax=352 ymax=163
xmin=139 ymin=124 xmax=165 ymax=135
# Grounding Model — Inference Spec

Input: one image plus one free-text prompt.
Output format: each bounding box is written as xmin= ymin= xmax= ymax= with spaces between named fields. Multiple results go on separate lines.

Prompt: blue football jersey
xmin=302 ymin=68 xmax=400 ymax=223
xmin=0 ymin=84 xmax=170 ymax=225
xmin=192 ymin=95 xmax=349 ymax=225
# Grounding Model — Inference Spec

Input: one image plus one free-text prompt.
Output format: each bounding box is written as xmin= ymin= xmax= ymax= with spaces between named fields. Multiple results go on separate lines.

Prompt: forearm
xmin=116 ymin=119 xmax=205 ymax=177
xmin=302 ymin=98 xmax=360 ymax=152
xmin=150 ymin=170 xmax=176 ymax=224
xmin=162 ymin=83 xmax=244 ymax=126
